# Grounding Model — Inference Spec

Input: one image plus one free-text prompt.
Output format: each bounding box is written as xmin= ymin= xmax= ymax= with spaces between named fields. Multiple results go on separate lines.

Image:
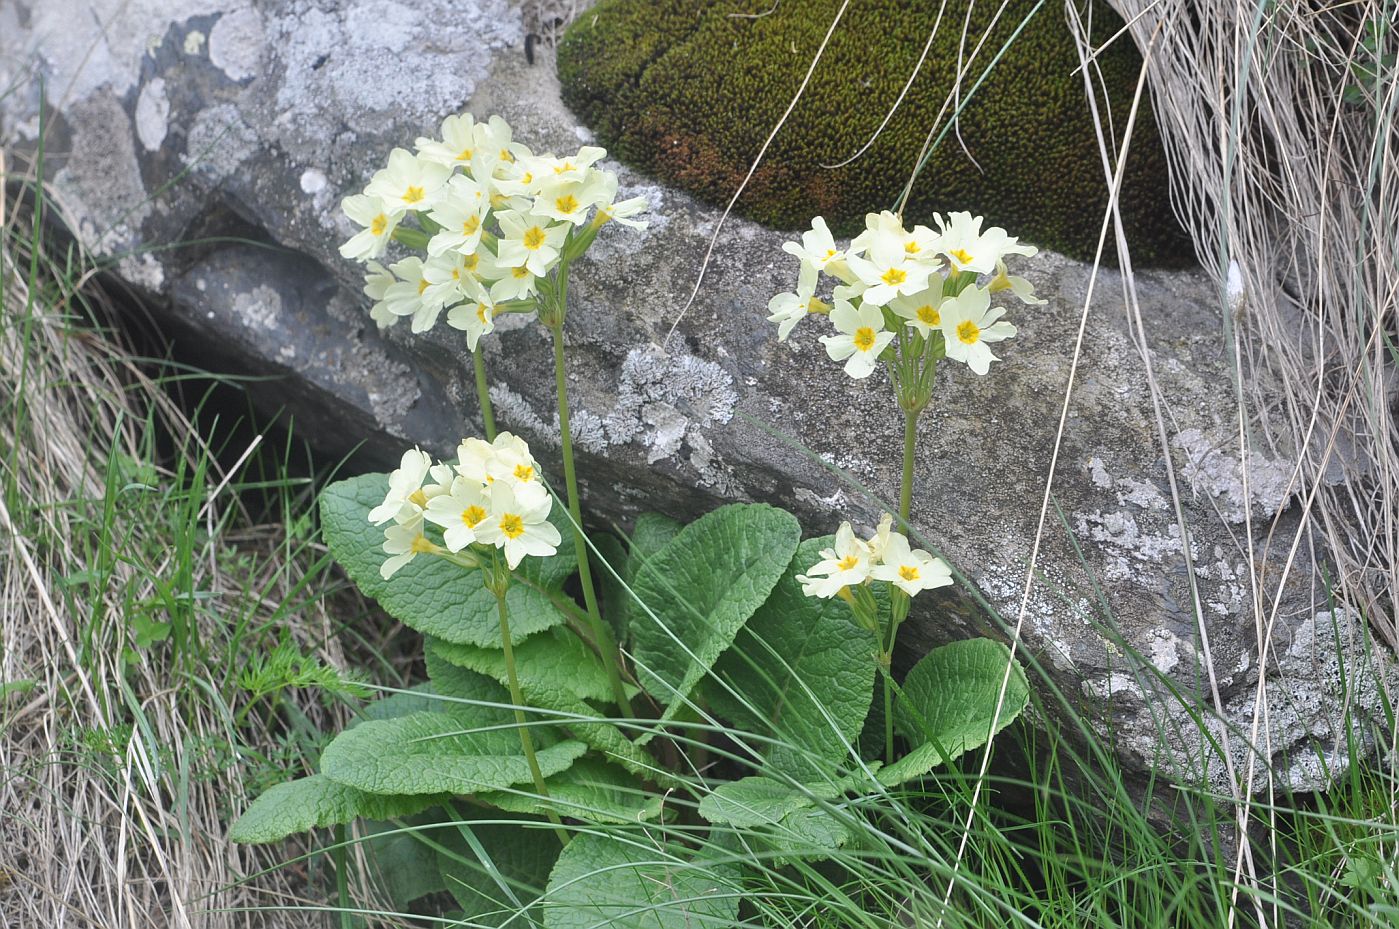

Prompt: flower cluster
xmin=797 ymin=515 xmax=952 ymax=600
xmin=769 ymin=210 xmax=1043 ymax=378
xmin=369 ymin=432 xmax=561 ymax=576
xmin=339 ymin=113 xmax=648 ymax=347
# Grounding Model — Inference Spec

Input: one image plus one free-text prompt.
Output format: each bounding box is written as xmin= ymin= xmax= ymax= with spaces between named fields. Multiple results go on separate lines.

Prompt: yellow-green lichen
xmin=559 ymin=0 xmax=1192 ymax=266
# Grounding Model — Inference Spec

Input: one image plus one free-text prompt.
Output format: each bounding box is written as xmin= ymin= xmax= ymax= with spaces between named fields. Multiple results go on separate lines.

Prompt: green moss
xmin=559 ymin=0 xmax=1192 ymax=266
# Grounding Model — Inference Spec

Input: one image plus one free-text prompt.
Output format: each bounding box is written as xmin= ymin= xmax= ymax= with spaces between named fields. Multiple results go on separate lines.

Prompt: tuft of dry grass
xmin=1102 ymin=0 xmax=1399 ymax=647
xmin=0 ymin=168 xmax=391 ymax=926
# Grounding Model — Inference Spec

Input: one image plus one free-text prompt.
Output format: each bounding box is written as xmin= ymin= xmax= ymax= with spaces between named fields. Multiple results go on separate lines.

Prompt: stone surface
xmin=2 ymin=0 xmax=1390 ymax=795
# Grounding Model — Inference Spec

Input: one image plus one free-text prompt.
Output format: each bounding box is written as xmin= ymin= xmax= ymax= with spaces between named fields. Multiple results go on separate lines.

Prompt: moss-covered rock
xmin=558 ymin=0 xmax=1192 ymax=266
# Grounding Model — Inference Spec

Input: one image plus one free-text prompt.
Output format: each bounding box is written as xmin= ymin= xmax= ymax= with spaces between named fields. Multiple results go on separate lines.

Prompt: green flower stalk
xmin=486 ymin=562 xmax=568 ymax=845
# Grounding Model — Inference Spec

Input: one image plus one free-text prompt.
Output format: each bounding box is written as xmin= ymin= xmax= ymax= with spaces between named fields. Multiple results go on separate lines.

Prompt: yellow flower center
xmin=409 ymin=534 xmax=435 ymax=554
xmin=500 ymin=149 xmax=514 ymax=162
xmin=403 ymin=185 xmax=425 ymax=204
xmin=916 ymin=305 xmax=940 ymax=326
xmin=513 ymin=464 xmax=535 ymax=482
xmin=408 ymin=489 xmax=429 ymax=507
xmin=904 ymin=241 xmax=921 ymax=254
xmin=949 ymin=247 xmax=974 ymax=267
xmin=490 ymin=192 xmax=509 ymax=208
xmin=461 ymin=505 xmax=487 ymax=527
xmin=511 ymin=266 xmax=530 ymax=280
xmin=837 ymin=554 xmax=860 ymax=571
xmin=462 ymin=214 xmax=480 ymax=235
xmin=555 ymin=194 xmax=579 ymax=214
xmin=853 ymin=327 xmax=877 ymax=351
xmin=451 ymin=268 xmax=460 ymax=281
xmin=417 ymin=279 xmax=429 ymax=295
xmin=521 ymin=171 xmax=534 ymax=184
xmin=899 ymin=565 xmax=920 ymax=581
xmin=823 ymin=248 xmax=838 ymax=260
xmin=456 ymin=146 xmax=473 ymax=161
xmin=957 ymin=320 xmax=981 ymax=344
xmin=476 ymin=303 xmax=490 ymax=324
xmin=463 ymin=253 xmax=480 ymax=272
xmin=880 ymin=267 xmax=907 ymax=286
xmin=522 ymin=226 xmax=547 ymax=250
xmin=498 ymin=513 xmax=525 ymax=539
xmin=370 ymin=213 xmax=389 ymax=235
xmin=554 ymin=161 xmax=575 ymax=174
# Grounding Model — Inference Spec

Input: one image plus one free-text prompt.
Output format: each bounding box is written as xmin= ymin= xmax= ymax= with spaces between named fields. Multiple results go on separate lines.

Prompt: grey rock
xmin=2 ymin=0 xmax=1388 ymax=797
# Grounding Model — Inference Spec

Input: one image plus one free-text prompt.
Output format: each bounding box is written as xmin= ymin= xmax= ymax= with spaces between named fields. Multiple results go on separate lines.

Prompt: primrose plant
xmin=230 ymin=112 xmax=1033 ymax=926
xmin=774 ymin=207 xmax=1042 ymax=762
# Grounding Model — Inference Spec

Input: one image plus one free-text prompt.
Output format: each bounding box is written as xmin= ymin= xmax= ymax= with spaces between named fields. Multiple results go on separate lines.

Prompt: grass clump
xmin=0 ymin=174 xmax=402 ymax=925
xmin=558 ymin=0 xmax=1193 ymax=265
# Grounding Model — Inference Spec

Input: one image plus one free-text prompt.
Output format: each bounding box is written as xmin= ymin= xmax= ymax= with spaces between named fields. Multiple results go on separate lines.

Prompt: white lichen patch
xmin=12 ymin=0 xmax=233 ymax=100
xmin=1174 ymin=427 xmax=1294 ymax=523
xmin=1073 ymin=508 xmax=1184 ymax=582
xmin=266 ymin=0 xmax=521 ymax=147
xmin=134 ymin=78 xmax=170 ymax=152
xmin=232 ymin=285 xmax=283 ymax=330
xmin=183 ymin=104 xmax=260 ymax=180
xmin=209 ymin=6 xmax=265 ymax=81
xmin=118 ymin=253 xmax=166 ymax=291
xmin=299 ymin=168 xmax=327 ymax=194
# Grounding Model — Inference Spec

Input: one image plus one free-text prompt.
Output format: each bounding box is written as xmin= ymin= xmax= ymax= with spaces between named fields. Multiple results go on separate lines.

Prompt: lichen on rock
xmin=557 ymin=0 xmax=1193 ymax=265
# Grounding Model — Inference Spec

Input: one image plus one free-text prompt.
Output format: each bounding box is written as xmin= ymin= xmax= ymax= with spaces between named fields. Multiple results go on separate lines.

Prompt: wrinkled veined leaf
xmin=422 ymin=650 xmax=517 ymax=727
xmin=431 ymin=629 xmax=614 ymax=704
xmin=477 ymin=758 xmax=664 ymax=824
xmin=427 ymin=637 xmax=662 ymax=781
xmin=881 ymin=638 xmax=1029 ymax=786
xmin=320 ymin=474 xmax=575 ymax=647
xmin=320 ymin=709 xmax=587 ymax=796
xmin=708 ymin=535 xmax=878 ymax=779
xmin=697 ymin=775 xmax=823 ymax=828
xmin=597 ymin=512 xmax=682 ymax=645
xmin=544 ymin=831 xmax=739 ymax=929
xmin=436 ymin=816 xmax=559 ymax=926
xmin=698 ymin=776 xmax=858 ymax=863
xmin=229 ymin=774 xmax=446 ymax=844
xmin=629 ymin=503 xmax=800 ymax=723
xmin=363 ymin=813 xmax=449 ymax=909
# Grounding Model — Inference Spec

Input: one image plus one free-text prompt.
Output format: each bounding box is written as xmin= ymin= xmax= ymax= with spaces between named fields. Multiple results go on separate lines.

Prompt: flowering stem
xmin=882 ymin=656 xmax=896 ymax=767
xmin=549 ymin=323 xmax=634 ymax=717
xmin=494 ymin=582 xmax=569 ymax=846
xmin=472 ymin=346 xmax=497 ymax=441
xmin=899 ymin=407 xmax=918 ymax=524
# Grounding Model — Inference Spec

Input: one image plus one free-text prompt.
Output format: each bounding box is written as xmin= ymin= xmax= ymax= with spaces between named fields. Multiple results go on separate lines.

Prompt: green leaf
xmin=436 ymin=817 xmax=559 ymax=926
xmin=363 ymin=814 xmax=449 ymax=909
xmin=629 ymin=503 xmax=801 ymax=714
xmin=423 ymin=648 xmax=517 ymax=726
xmin=544 ymin=831 xmax=739 ymax=929
xmin=598 ymin=513 xmax=682 ymax=646
xmin=430 ymin=629 xmax=614 ymax=704
xmin=594 ymin=533 xmax=632 ymax=643
xmin=477 ymin=758 xmax=664 ymax=824
xmin=229 ymin=774 xmax=446 ymax=844
xmin=320 ymin=474 xmax=574 ymax=647
xmin=698 ymin=776 xmax=856 ymax=864
xmin=630 ymin=512 xmax=683 ymax=565
xmin=697 ymin=776 xmax=822 ymax=828
xmin=320 ymin=709 xmax=587 ymax=796
xmin=708 ymin=535 xmax=878 ymax=780
xmin=880 ymin=638 xmax=1029 ymax=786
xmin=428 ymin=638 xmax=662 ymax=781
